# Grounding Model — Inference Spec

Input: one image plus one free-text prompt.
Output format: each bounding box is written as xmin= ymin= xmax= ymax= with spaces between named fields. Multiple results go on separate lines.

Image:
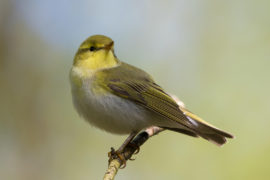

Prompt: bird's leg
xmin=128 ymin=142 xmax=140 ymax=154
xmin=126 ymin=142 xmax=140 ymax=161
xmin=108 ymin=132 xmax=138 ymax=168
xmin=118 ymin=132 xmax=138 ymax=152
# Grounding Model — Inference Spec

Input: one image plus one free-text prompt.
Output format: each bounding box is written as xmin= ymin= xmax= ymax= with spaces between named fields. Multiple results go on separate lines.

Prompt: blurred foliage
xmin=1 ymin=0 xmax=270 ymax=180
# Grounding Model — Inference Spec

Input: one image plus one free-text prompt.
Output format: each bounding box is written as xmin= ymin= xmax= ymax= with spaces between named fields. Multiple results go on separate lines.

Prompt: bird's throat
xmin=74 ymin=50 xmax=119 ymax=71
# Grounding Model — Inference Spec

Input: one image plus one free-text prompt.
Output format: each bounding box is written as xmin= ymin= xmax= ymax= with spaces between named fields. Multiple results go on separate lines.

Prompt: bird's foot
xmin=128 ymin=142 xmax=140 ymax=155
xmin=108 ymin=147 xmax=127 ymax=169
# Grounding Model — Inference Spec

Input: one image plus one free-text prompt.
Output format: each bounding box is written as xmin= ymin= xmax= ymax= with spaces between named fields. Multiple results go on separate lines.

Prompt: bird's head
xmin=73 ymin=35 xmax=119 ymax=70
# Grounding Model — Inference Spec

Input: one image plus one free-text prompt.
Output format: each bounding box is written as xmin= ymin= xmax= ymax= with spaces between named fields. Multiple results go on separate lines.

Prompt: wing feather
xmin=97 ymin=63 xmax=193 ymax=129
xmin=95 ymin=63 xmax=233 ymax=145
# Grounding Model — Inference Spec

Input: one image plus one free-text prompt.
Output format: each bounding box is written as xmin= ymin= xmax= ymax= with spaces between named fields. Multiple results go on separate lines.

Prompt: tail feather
xmin=199 ymin=133 xmax=227 ymax=146
xmin=181 ymin=107 xmax=234 ymax=146
xmin=193 ymin=120 xmax=233 ymax=146
xmin=164 ymin=127 xmax=199 ymax=137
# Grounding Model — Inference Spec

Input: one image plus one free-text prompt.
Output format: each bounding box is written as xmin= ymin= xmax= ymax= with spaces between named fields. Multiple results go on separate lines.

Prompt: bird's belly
xmin=72 ymin=86 xmax=152 ymax=134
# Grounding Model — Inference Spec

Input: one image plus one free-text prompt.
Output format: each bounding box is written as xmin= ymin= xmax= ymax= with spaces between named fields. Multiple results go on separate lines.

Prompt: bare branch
xmin=103 ymin=126 xmax=164 ymax=180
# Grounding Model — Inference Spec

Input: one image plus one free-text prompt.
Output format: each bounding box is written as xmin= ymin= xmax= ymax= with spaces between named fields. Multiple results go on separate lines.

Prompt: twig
xmin=103 ymin=126 xmax=164 ymax=180
xmin=103 ymin=95 xmax=184 ymax=180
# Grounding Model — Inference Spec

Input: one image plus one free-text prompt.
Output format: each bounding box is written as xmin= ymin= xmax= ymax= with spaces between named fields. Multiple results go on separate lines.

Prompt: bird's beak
xmin=104 ymin=41 xmax=114 ymax=50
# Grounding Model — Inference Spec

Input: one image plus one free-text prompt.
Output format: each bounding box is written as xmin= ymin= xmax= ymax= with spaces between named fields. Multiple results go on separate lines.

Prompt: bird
xmin=70 ymin=34 xmax=233 ymax=162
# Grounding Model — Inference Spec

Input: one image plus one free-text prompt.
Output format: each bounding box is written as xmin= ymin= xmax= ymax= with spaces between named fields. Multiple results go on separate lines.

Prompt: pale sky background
xmin=1 ymin=0 xmax=270 ymax=180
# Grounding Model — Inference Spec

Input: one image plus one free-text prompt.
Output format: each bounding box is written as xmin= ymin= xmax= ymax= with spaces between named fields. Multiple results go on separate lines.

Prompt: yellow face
xmin=73 ymin=35 xmax=119 ymax=70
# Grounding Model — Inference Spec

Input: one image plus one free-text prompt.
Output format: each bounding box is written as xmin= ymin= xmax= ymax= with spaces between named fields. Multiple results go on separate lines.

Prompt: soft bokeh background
xmin=1 ymin=0 xmax=270 ymax=179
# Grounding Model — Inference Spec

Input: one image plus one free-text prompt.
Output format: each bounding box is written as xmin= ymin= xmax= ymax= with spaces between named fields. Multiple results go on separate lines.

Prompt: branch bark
xmin=103 ymin=126 xmax=164 ymax=180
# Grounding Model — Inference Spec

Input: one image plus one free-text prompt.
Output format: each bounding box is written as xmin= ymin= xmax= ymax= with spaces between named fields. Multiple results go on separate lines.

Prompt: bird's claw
xmin=108 ymin=147 xmax=127 ymax=169
xmin=108 ymin=142 xmax=140 ymax=168
xmin=128 ymin=142 xmax=140 ymax=154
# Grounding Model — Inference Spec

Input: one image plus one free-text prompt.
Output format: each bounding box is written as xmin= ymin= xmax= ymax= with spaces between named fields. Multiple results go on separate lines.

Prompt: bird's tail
xmin=180 ymin=107 xmax=234 ymax=146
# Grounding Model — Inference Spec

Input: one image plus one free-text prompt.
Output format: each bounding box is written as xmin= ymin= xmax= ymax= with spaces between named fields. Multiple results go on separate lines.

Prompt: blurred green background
xmin=1 ymin=0 xmax=270 ymax=179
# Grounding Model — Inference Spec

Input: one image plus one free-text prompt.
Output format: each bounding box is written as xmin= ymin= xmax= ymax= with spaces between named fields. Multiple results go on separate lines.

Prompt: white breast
xmin=70 ymin=67 xmax=153 ymax=134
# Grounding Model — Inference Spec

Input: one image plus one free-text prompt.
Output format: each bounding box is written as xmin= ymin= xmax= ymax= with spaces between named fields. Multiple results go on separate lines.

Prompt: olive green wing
xmin=98 ymin=63 xmax=193 ymax=129
xmin=97 ymin=63 xmax=233 ymax=145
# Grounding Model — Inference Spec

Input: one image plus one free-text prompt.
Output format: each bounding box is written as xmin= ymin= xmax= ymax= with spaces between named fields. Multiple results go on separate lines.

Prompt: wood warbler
xmin=70 ymin=35 xmax=233 ymax=155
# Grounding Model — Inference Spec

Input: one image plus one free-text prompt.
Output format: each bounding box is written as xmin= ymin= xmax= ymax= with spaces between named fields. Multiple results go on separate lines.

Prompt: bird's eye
xmin=89 ymin=46 xmax=95 ymax=51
